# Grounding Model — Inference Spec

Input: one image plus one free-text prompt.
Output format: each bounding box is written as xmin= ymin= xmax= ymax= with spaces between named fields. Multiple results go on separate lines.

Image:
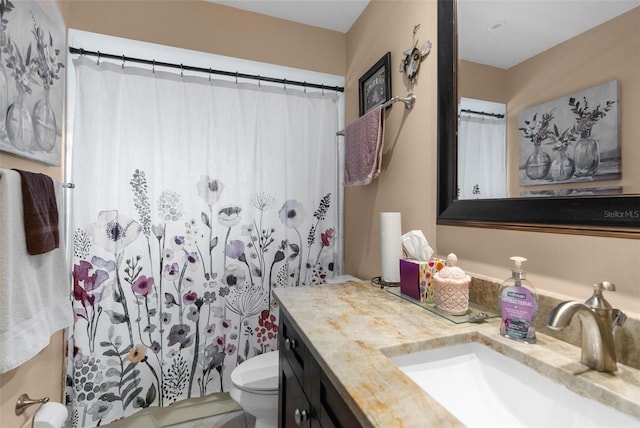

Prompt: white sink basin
xmin=390 ymin=342 xmax=638 ymax=427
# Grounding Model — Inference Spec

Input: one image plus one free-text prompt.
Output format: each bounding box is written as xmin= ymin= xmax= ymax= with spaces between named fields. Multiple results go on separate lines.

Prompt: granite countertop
xmin=273 ymin=281 xmax=640 ymax=428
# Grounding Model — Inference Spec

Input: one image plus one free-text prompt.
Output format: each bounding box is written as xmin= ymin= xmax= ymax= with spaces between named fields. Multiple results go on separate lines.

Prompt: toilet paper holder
xmin=15 ymin=393 xmax=49 ymax=415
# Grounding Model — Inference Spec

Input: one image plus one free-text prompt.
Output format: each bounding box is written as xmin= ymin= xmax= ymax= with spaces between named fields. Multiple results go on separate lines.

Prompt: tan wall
xmin=458 ymin=60 xmax=509 ymax=103
xmin=345 ymin=1 xmax=639 ymax=317
xmin=0 ymin=1 xmax=346 ymax=427
xmin=66 ymin=0 xmax=346 ymax=76
xmin=344 ymin=0 xmax=438 ymax=282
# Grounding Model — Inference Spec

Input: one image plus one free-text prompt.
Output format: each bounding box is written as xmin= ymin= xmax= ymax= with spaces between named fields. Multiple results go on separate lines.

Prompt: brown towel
xmin=12 ymin=170 xmax=59 ymax=255
xmin=344 ymin=106 xmax=384 ymax=186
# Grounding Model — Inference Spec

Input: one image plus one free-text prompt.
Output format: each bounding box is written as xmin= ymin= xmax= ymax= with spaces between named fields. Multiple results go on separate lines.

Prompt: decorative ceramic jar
xmin=434 ymin=253 xmax=471 ymax=315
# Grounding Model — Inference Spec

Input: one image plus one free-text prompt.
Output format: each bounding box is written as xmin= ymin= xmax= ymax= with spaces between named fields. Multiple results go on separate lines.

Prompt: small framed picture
xmin=359 ymin=52 xmax=391 ymax=116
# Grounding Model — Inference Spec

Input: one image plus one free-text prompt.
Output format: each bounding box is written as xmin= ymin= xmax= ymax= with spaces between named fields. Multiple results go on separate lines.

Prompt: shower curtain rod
xmin=459 ymin=108 xmax=505 ymax=119
xmin=68 ymin=47 xmax=345 ymax=93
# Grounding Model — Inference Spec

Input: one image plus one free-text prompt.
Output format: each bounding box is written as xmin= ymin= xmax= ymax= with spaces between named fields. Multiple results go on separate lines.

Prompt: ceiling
xmin=458 ymin=0 xmax=640 ymax=69
xmin=204 ymin=1 xmax=639 ymax=68
xmin=205 ymin=0 xmax=370 ymax=33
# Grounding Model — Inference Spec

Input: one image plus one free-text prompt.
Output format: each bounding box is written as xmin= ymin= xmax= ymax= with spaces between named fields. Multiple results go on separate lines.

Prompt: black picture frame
xmin=358 ymin=52 xmax=392 ymax=116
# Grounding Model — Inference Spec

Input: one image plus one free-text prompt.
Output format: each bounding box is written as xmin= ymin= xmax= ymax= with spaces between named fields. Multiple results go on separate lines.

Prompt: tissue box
xmin=400 ymin=259 xmax=424 ymax=300
xmin=424 ymin=258 xmax=445 ymax=303
xmin=400 ymin=258 xmax=446 ymax=302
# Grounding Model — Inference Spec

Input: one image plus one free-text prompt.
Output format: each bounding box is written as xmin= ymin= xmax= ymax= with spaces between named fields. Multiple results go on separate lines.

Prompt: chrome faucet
xmin=547 ymin=281 xmax=626 ymax=372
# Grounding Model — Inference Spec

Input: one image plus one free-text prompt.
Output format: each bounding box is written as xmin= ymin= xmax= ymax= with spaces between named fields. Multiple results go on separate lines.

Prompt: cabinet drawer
xmin=279 ymin=314 xmax=307 ymax=384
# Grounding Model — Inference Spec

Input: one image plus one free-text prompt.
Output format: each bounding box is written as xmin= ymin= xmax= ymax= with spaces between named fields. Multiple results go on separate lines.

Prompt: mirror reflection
xmin=456 ymin=0 xmax=640 ymax=200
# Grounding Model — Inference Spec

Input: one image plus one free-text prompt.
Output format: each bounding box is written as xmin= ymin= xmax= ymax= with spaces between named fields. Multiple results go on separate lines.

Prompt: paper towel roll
xmin=380 ymin=212 xmax=402 ymax=282
xmin=33 ymin=402 xmax=68 ymax=428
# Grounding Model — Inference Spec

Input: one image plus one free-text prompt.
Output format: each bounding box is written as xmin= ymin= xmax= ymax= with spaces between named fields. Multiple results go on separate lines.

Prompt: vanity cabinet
xmin=278 ymin=310 xmax=361 ymax=428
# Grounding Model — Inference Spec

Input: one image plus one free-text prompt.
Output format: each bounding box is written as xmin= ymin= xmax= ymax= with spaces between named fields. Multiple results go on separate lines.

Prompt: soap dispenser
xmin=499 ymin=256 xmax=538 ymax=344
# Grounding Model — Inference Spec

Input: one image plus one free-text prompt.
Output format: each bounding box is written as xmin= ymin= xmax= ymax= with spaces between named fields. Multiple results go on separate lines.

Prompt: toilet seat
xmin=231 ymin=351 xmax=279 ymax=394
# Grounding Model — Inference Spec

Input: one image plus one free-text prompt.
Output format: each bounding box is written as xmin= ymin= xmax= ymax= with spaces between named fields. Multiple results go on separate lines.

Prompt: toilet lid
xmin=231 ymin=351 xmax=279 ymax=393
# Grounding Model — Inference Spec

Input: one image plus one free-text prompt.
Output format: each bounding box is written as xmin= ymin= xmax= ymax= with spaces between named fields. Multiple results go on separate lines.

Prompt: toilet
xmin=229 ymin=350 xmax=280 ymax=428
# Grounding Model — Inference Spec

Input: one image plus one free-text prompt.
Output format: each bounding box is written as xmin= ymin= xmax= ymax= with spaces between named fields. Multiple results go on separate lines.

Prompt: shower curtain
xmin=66 ymin=57 xmax=339 ymax=426
xmin=457 ymin=114 xmax=507 ymax=199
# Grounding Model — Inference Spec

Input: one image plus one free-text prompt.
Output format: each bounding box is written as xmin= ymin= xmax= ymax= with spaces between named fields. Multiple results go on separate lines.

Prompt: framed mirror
xmin=437 ymin=0 xmax=640 ymax=238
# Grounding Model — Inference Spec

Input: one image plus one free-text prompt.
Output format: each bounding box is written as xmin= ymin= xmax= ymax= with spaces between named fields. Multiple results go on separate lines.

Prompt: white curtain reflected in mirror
xmin=457 ymin=98 xmax=507 ymax=200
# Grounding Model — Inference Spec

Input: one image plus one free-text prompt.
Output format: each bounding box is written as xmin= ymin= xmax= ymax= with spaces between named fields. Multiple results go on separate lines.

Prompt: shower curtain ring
xmin=121 ymin=55 xmax=125 ymax=69
xmin=209 ymin=68 xmax=212 ymax=82
xmin=304 ymin=82 xmax=307 ymax=93
xmin=284 ymin=79 xmax=287 ymax=91
xmin=235 ymin=72 xmax=238 ymax=85
xmin=96 ymin=51 xmax=100 ymax=66
xmin=180 ymin=64 xmax=184 ymax=78
xmin=258 ymin=75 xmax=261 ymax=88
xmin=152 ymin=60 xmax=155 ymax=74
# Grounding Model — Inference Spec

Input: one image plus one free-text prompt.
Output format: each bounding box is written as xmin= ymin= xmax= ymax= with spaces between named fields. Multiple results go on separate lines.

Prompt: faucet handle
xmin=586 ymin=281 xmax=615 ymax=310
xmin=613 ymin=309 xmax=627 ymax=327
xmin=595 ymin=281 xmax=616 ymax=292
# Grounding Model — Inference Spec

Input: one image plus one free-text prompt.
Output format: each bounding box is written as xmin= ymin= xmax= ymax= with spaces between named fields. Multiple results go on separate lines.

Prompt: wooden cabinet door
xmin=280 ymin=356 xmax=312 ymax=428
xmin=318 ymin=371 xmax=361 ymax=428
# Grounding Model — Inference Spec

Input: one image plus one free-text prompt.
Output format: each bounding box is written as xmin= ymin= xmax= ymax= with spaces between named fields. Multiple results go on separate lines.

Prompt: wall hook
xmin=15 ymin=394 xmax=49 ymax=416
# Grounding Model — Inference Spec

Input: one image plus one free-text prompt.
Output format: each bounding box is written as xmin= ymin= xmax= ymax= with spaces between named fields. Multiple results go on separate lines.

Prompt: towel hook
xmin=15 ymin=394 xmax=49 ymax=416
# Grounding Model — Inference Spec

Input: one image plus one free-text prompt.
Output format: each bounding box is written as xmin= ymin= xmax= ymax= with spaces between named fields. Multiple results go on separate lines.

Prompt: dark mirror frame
xmin=436 ymin=0 xmax=640 ymax=238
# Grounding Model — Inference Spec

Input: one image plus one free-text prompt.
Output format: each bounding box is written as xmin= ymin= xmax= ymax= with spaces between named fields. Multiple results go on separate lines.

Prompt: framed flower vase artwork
xmin=358 ymin=52 xmax=391 ymax=117
xmin=0 ymin=0 xmax=66 ymax=166
xmin=518 ymin=80 xmax=620 ymax=188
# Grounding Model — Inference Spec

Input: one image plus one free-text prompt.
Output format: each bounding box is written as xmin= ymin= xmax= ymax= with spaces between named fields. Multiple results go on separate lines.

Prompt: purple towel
xmin=344 ymin=106 xmax=384 ymax=186
xmin=12 ymin=170 xmax=59 ymax=255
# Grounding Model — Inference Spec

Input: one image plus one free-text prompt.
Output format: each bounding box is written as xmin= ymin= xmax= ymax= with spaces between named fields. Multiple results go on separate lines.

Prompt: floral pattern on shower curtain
xmin=66 ymin=57 xmax=339 ymax=427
